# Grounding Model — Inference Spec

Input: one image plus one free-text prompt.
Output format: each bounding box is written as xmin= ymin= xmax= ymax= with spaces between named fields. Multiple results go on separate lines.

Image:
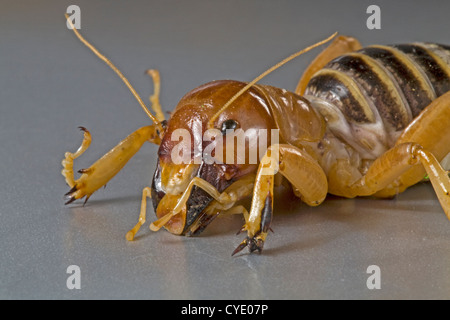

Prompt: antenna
xmin=65 ymin=14 xmax=160 ymax=125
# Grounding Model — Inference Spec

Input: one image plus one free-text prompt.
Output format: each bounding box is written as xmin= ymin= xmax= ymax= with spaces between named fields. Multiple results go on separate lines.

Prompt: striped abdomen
xmin=304 ymin=43 xmax=450 ymax=159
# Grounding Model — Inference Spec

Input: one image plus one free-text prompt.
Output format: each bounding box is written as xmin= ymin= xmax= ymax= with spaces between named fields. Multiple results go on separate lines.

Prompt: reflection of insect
xmin=62 ymin=15 xmax=450 ymax=255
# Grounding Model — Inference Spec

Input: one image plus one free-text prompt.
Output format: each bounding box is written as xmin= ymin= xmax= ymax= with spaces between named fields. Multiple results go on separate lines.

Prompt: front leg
xmin=62 ymin=125 xmax=161 ymax=205
xmin=149 ymin=176 xmax=254 ymax=232
xmin=62 ymin=60 xmax=166 ymax=205
xmin=232 ymin=144 xmax=328 ymax=255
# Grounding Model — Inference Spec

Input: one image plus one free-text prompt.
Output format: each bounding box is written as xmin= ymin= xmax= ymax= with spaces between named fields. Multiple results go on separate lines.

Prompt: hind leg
xmin=328 ymin=91 xmax=450 ymax=218
xmin=62 ymin=126 xmax=92 ymax=190
xmin=146 ymin=69 xmax=166 ymax=122
xmin=125 ymin=187 xmax=152 ymax=241
xmin=62 ymin=67 xmax=165 ymax=204
xmin=295 ymin=35 xmax=362 ymax=95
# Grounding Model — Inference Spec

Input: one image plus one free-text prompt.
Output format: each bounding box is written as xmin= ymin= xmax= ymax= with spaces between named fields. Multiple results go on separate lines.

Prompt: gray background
xmin=1 ymin=0 xmax=450 ymax=299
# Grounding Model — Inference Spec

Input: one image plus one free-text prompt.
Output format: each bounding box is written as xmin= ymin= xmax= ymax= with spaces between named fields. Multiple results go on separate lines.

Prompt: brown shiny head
xmin=151 ymin=80 xmax=278 ymax=235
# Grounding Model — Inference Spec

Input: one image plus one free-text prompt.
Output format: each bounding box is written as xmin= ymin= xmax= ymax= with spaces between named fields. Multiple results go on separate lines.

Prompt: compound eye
xmin=220 ymin=119 xmax=239 ymax=135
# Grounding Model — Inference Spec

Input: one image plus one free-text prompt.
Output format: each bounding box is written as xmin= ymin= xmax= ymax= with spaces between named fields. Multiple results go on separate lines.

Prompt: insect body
xmin=61 ymin=18 xmax=450 ymax=255
xmin=301 ymin=42 xmax=450 ymax=198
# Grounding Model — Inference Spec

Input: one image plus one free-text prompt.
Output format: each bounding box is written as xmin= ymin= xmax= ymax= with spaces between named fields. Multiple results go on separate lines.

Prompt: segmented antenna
xmin=207 ymin=32 xmax=338 ymax=128
xmin=65 ymin=14 xmax=160 ymax=125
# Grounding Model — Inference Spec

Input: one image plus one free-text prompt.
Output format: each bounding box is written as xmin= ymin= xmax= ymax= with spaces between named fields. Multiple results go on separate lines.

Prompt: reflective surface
xmin=1 ymin=0 xmax=450 ymax=299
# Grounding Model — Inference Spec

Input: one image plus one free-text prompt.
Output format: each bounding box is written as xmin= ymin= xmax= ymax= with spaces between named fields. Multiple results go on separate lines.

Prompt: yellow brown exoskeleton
xmin=62 ymin=15 xmax=450 ymax=255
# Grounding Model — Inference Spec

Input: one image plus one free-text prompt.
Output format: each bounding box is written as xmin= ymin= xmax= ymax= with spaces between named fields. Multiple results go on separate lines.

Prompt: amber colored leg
xmin=329 ymin=143 xmax=450 ymax=219
xmin=62 ymin=125 xmax=161 ymax=205
xmin=295 ymin=35 xmax=362 ymax=95
xmin=146 ymin=69 xmax=166 ymax=122
xmin=149 ymin=176 xmax=250 ymax=232
xmin=393 ymin=91 xmax=450 ymax=188
xmin=61 ymin=126 xmax=92 ymax=189
xmin=222 ymin=205 xmax=250 ymax=221
xmin=126 ymin=187 xmax=152 ymax=241
xmin=328 ymin=92 xmax=450 ymax=219
xmin=232 ymin=144 xmax=328 ymax=255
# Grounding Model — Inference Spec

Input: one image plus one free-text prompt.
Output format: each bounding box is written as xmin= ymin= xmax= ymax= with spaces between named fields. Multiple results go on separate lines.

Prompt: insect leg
xmin=233 ymin=144 xmax=328 ymax=255
xmin=182 ymin=175 xmax=256 ymax=236
xmin=63 ymin=125 xmax=161 ymax=205
xmin=295 ymin=35 xmax=362 ymax=95
xmin=328 ymin=90 xmax=450 ymax=213
xmin=149 ymin=177 xmax=234 ymax=231
xmin=394 ymin=90 xmax=450 ymax=180
xmin=62 ymin=126 xmax=92 ymax=189
xmin=222 ymin=205 xmax=250 ymax=220
xmin=126 ymin=187 xmax=152 ymax=241
xmin=146 ymin=69 xmax=166 ymax=122
xmin=330 ymin=143 xmax=450 ymax=219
